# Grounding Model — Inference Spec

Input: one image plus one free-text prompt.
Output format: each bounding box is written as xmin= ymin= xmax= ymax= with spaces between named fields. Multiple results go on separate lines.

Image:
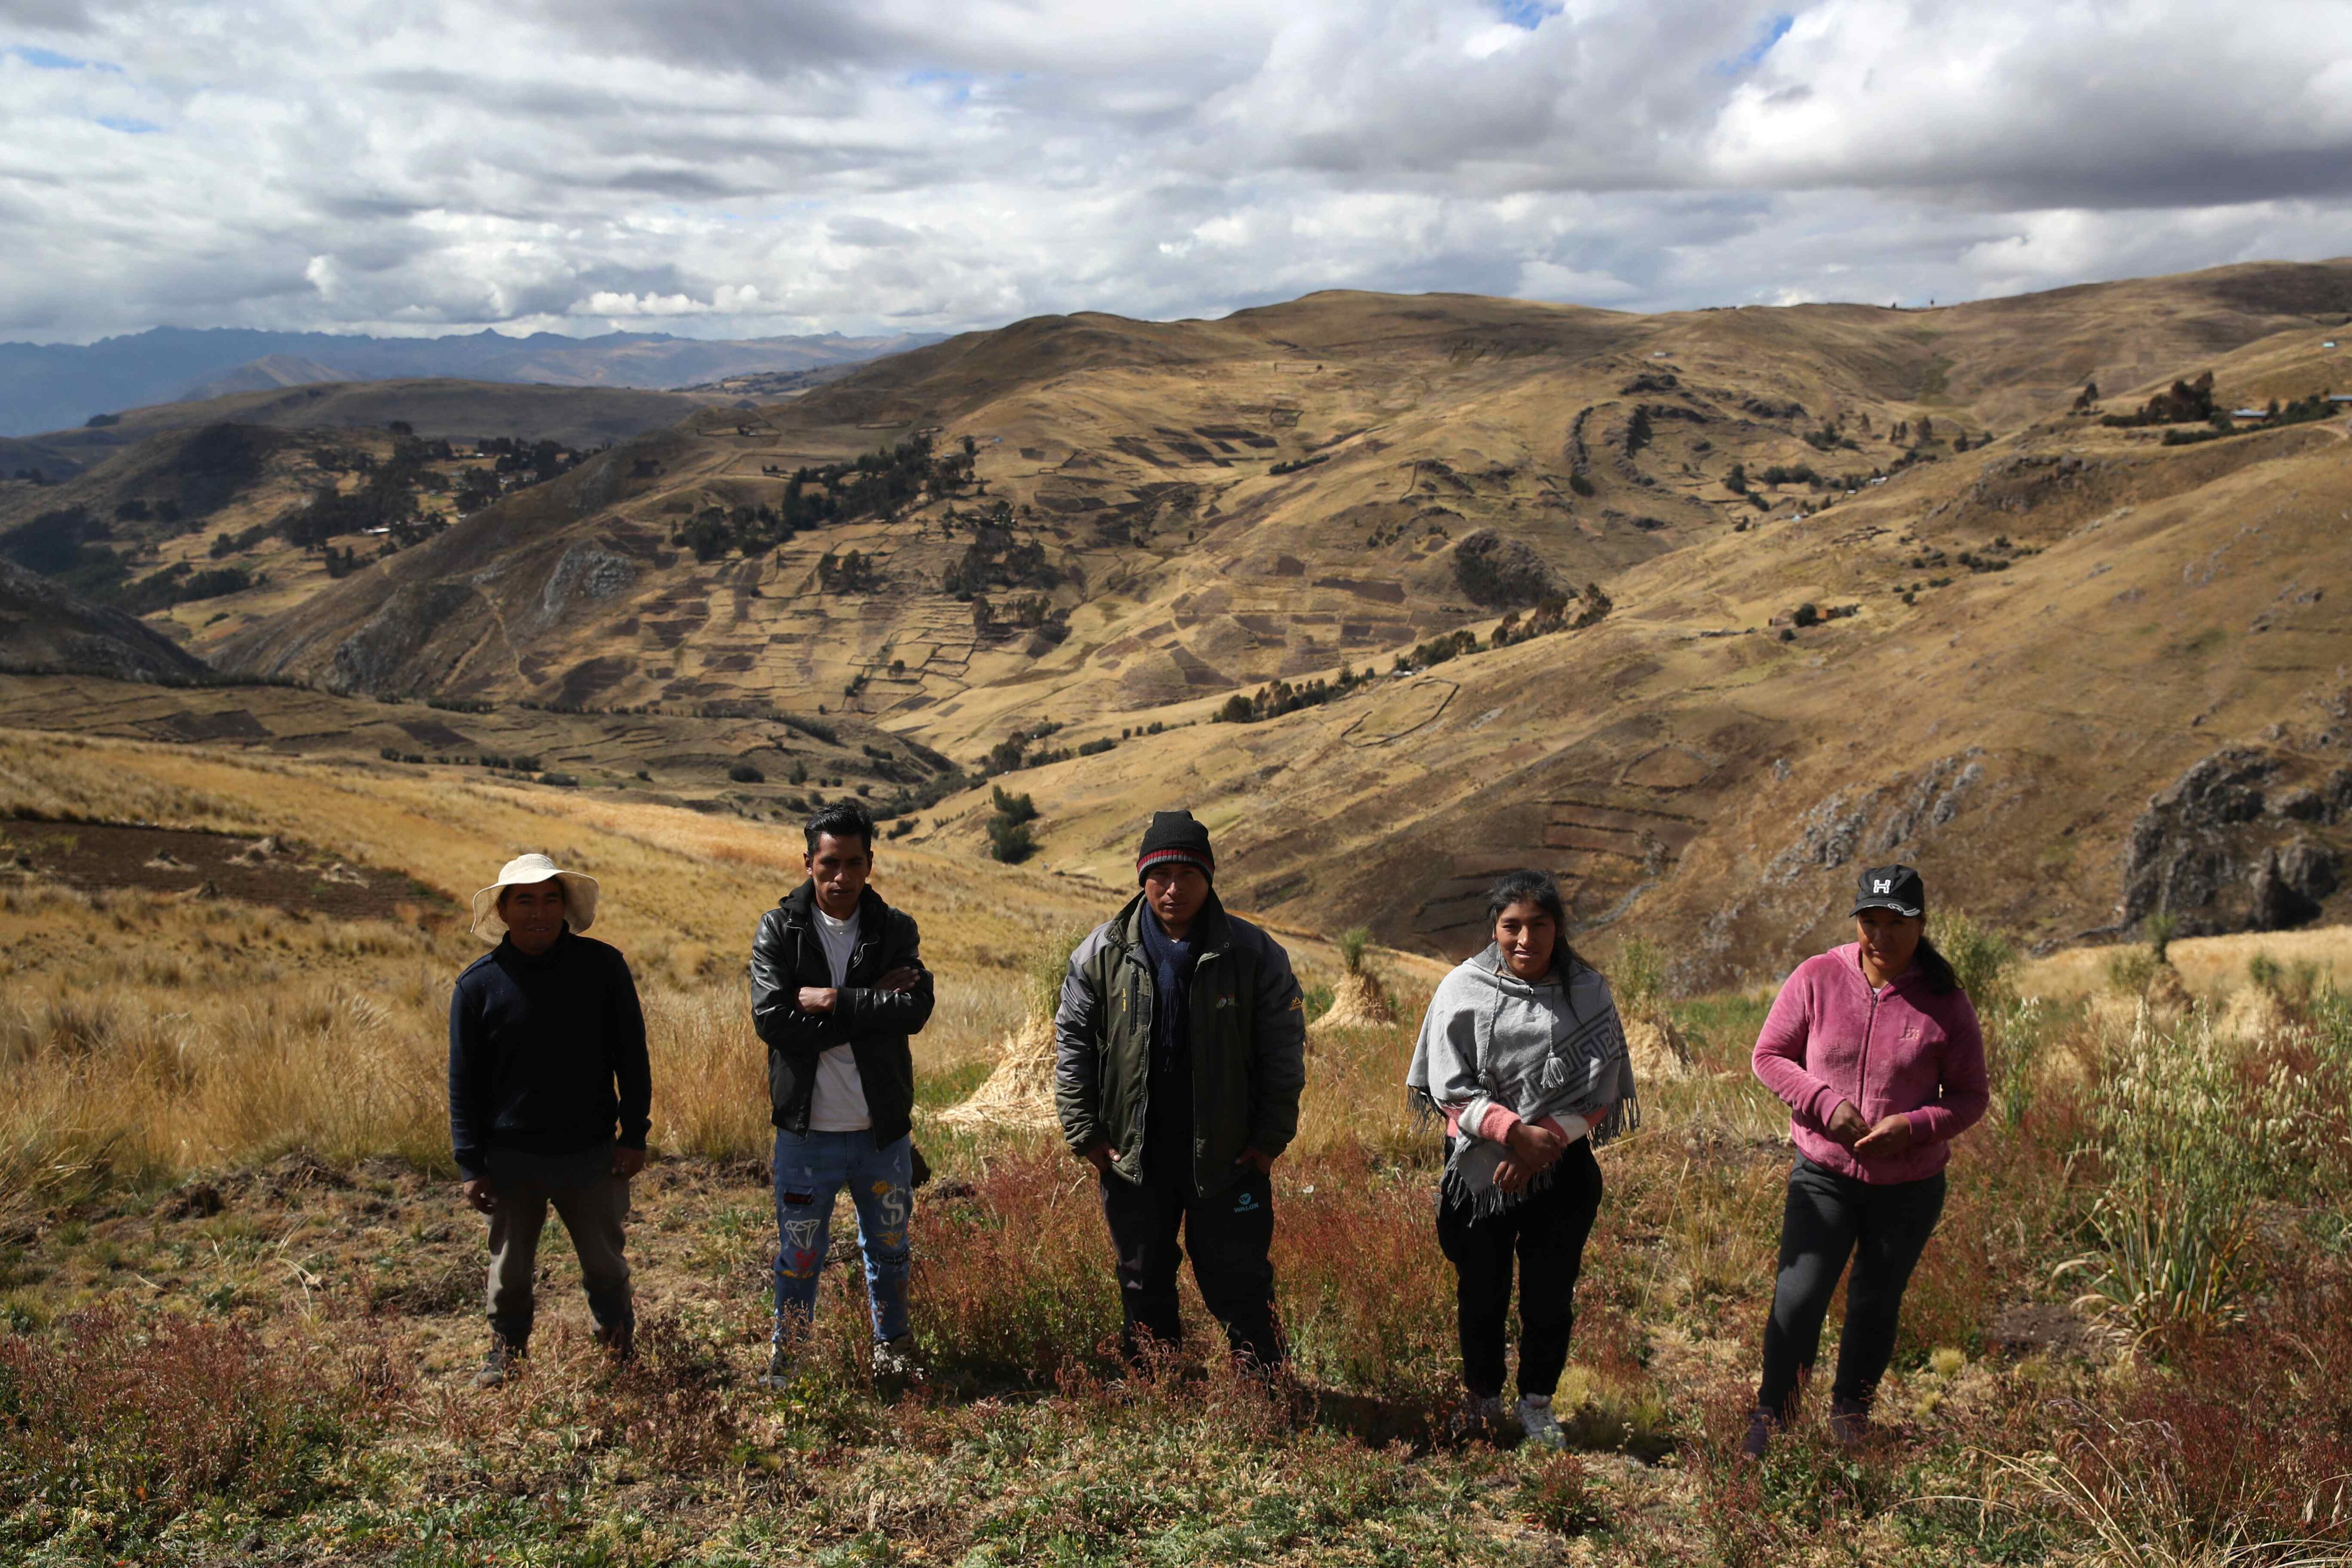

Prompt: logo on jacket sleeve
xmin=1233 ymin=1189 xmax=1261 ymax=1213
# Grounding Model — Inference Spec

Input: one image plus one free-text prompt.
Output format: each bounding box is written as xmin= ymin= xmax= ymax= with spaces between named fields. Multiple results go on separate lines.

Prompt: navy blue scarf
xmin=1135 ymin=902 xmax=1196 ymax=1063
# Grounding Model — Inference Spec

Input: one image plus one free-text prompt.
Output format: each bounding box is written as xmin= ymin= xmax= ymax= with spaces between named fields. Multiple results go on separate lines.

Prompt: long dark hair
xmin=1912 ymin=931 xmax=1960 ymax=995
xmin=1485 ymin=869 xmax=1582 ymax=975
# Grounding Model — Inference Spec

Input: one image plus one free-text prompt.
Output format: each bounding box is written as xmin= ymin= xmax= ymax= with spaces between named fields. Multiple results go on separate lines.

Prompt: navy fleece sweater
xmin=448 ymin=931 xmax=652 ymax=1181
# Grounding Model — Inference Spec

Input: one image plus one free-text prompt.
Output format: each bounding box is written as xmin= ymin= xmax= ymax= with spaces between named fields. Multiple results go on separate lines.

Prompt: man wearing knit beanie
xmin=1054 ymin=810 xmax=1307 ymax=1373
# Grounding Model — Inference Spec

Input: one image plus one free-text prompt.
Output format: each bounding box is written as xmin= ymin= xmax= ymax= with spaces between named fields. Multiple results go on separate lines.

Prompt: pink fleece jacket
xmin=1751 ymin=943 xmax=1988 ymax=1184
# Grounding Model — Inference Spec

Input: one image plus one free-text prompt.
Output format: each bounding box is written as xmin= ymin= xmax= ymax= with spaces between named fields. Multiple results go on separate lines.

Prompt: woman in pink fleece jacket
xmin=1741 ymin=863 xmax=1987 ymax=1458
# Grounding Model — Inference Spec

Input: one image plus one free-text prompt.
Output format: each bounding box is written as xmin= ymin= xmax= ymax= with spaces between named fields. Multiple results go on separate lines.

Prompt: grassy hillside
xmin=135 ymin=261 xmax=2347 ymax=978
xmin=3 ymin=729 xmax=2350 ymax=1564
xmin=900 ymin=329 xmax=2352 ymax=980
xmin=1 ymin=377 xmax=734 ymax=478
xmin=0 ymin=411 xmax=682 ymax=650
xmin=0 ymin=674 xmax=966 ymax=817
xmin=6 ymin=261 xmax=2351 ymax=979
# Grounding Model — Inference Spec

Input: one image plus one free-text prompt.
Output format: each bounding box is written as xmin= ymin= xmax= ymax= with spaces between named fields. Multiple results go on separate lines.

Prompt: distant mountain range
xmin=0 ymin=326 xmax=944 ymax=437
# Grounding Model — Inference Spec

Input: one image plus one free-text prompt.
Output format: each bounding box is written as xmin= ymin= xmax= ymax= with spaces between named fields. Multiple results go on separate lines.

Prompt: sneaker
xmin=1514 ymin=1393 xmax=1566 ymax=1450
xmin=1739 ymin=1408 xmax=1776 ymax=1461
xmin=472 ymin=1338 xmax=525 ymax=1390
xmin=1445 ymin=1392 xmax=1507 ymax=1442
xmin=1828 ymin=1396 xmax=1871 ymax=1446
xmin=758 ymin=1342 xmax=795 ymax=1389
xmin=871 ymin=1335 xmax=926 ymax=1388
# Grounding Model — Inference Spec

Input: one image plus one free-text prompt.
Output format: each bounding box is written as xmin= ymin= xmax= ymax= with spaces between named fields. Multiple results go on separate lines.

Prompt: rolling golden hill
xmin=7 ymin=258 xmax=2351 ymax=979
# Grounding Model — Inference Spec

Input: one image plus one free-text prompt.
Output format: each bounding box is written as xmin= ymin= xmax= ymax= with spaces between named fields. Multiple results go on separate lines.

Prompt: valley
xmin=5 ymin=259 xmax=2351 ymax=981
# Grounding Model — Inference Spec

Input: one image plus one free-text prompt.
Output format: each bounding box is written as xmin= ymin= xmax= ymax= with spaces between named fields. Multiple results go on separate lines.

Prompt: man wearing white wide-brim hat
xmin=449 ymin=852 xmax=652 ymax=1389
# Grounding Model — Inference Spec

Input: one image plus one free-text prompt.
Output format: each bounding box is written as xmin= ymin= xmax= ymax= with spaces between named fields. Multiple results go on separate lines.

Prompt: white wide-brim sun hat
xmin=471 ymin=853 xmax=601 ymax=943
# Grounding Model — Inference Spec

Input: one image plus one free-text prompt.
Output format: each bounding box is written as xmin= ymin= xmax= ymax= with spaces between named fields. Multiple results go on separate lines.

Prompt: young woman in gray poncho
xmin=1406 ymin=869 xmax=1637 ymax=1448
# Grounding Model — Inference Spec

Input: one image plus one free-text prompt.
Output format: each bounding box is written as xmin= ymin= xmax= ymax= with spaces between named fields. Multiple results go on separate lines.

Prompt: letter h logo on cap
xmin=1851 ymin=863 xmax=1924 ymax=919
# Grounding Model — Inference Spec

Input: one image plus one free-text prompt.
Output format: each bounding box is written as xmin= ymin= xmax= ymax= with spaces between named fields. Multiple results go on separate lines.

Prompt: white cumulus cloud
xmin=0 ymin=0 xmax=2345 ymax=343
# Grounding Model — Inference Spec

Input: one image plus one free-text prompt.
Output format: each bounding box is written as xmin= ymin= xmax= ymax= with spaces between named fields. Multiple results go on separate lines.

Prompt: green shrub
xmin=1335 ymin=927 xmax=1371 ymax=975
xmin=2053 ymin=1011 xmax=2307 ymax=1349
xmin=986 ymin=817 xmax=1036 ymax=864
xmin=1931 ymin=911 xmax=2014 ymax=1007
xmin=1613 ymin=936 xmax=1664 ymax=1012
xmin=727 ymin=761 xmax=764 ymax=783
xmin=2106 ymin=947 xmax=2160 ymax=995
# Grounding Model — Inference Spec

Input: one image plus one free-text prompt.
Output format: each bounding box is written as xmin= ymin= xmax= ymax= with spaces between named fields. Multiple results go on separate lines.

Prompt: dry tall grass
xmin=2018 ymin=923 xmax=2352 ymax=1001
xmin=12 ymin=725 xmax=2352 ymax=1563
xmin=0 ymin=728 xmax=1059 ymax=1214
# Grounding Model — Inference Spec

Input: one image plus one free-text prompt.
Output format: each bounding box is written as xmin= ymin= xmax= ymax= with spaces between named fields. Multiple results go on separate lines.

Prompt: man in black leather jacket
xmin=748 ymin=802 xmax=934 ymax=1385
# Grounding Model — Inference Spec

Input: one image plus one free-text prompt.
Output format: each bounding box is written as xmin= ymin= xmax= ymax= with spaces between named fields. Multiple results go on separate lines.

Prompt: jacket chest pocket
xmin=1116 ymin=975 xmax=1146 ymax=1019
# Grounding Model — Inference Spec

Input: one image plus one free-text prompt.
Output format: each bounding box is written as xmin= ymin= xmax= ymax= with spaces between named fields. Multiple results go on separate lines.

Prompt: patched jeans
xmin=771 ymin=1127 xmax=913 ymax=1345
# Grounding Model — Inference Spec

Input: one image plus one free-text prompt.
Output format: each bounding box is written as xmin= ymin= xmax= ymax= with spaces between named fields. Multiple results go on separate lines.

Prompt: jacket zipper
xmin=1856 ymin=964 xmax=1881 ymax=1126
xmin=1119 ymin=923 xmax=1227 ymax=1175
xmin=1127 ymin=944 xmax=1152 ymax=1167
xmin=1192 ymin=947 xmax=1222 ymax=1166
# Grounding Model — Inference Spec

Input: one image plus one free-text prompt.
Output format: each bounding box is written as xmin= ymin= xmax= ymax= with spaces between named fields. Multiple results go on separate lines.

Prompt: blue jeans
xmin=771 ymin=1128 xmax=913 ymax=1345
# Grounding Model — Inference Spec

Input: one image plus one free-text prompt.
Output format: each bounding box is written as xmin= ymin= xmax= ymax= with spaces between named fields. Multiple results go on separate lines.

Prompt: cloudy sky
xmin=5 ymin=0 xmax=2351 ymax=343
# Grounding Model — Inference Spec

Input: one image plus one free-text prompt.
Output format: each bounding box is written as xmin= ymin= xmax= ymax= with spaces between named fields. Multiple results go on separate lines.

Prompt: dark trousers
xmin=1098 ymin=1163 xmax=1284 ymax=1369
xmin=483 ymin=1143 xmax=632 ymax=1347
xmin=1757 ymin=1156 xmax=1946 ymax=1416
xmin=1436 ymin=1138 xmax=1603 ymax=1400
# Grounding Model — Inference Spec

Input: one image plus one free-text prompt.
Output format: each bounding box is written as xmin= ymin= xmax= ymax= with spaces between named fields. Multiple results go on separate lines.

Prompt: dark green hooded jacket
xmin=1053 ymin=891 xmax=1306 ymax=1194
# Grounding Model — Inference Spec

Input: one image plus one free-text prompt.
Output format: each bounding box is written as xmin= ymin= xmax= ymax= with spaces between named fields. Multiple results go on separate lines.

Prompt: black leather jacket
xmin=749 ymin=881 xmax=934 ymax=1144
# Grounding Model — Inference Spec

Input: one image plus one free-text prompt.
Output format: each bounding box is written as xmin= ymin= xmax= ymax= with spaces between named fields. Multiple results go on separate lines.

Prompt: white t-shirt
xmin=808 ymin=905 xmax=871 ymax=1131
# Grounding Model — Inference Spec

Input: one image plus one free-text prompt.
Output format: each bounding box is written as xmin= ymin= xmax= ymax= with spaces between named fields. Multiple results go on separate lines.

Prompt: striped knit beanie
xmin=1135 ymin=810 xmax=1215 ymax=884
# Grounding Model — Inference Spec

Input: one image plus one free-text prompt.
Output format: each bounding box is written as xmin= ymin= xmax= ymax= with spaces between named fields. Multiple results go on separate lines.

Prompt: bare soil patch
xmin=0 ymin=817 xmax=452 ymax=918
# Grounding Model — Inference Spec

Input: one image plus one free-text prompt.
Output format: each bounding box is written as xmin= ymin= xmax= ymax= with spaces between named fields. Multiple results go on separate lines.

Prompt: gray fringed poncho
xmin=1406 ymin=944 xmax=1638 ymax=1217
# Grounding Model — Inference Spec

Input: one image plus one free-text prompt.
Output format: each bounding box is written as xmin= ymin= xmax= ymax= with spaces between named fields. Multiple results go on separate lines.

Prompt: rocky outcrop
xmin=1769 ymin=750 xmax=1987 ymax=882
xmin=538 ymin=542 xmax=637 ymax=627
xmin=2251 ymin=838 xmax=2339 ymax=929
xmin=325 ymin=579 xmax=481 ymax=695
xmin=2121 ymin=748 xmax=2348 ymax=933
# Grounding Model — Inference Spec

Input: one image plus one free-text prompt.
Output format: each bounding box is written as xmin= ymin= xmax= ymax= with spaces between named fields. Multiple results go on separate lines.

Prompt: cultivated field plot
xmin=2 ymin=732 xmax=2350 ymax=1564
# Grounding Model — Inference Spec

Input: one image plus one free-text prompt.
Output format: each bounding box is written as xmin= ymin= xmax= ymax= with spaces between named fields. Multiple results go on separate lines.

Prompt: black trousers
xmin=1436 ymin=1138 xmax=1603 ymax=1400
xmin=1098 ymin=1163 xmax=1283 ymax=1369
xmin=1757 ymin=1156 xmax=1947 ymax=1416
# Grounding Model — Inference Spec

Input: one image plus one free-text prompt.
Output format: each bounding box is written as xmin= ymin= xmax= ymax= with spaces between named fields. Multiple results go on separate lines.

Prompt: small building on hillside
xmin=2230 ymin=407 xmax=2271 ymax=422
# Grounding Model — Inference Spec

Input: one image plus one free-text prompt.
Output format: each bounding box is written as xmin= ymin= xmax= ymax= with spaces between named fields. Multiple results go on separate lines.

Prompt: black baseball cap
xmin=1851 ymin=863 xmax=1925 ymax=918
